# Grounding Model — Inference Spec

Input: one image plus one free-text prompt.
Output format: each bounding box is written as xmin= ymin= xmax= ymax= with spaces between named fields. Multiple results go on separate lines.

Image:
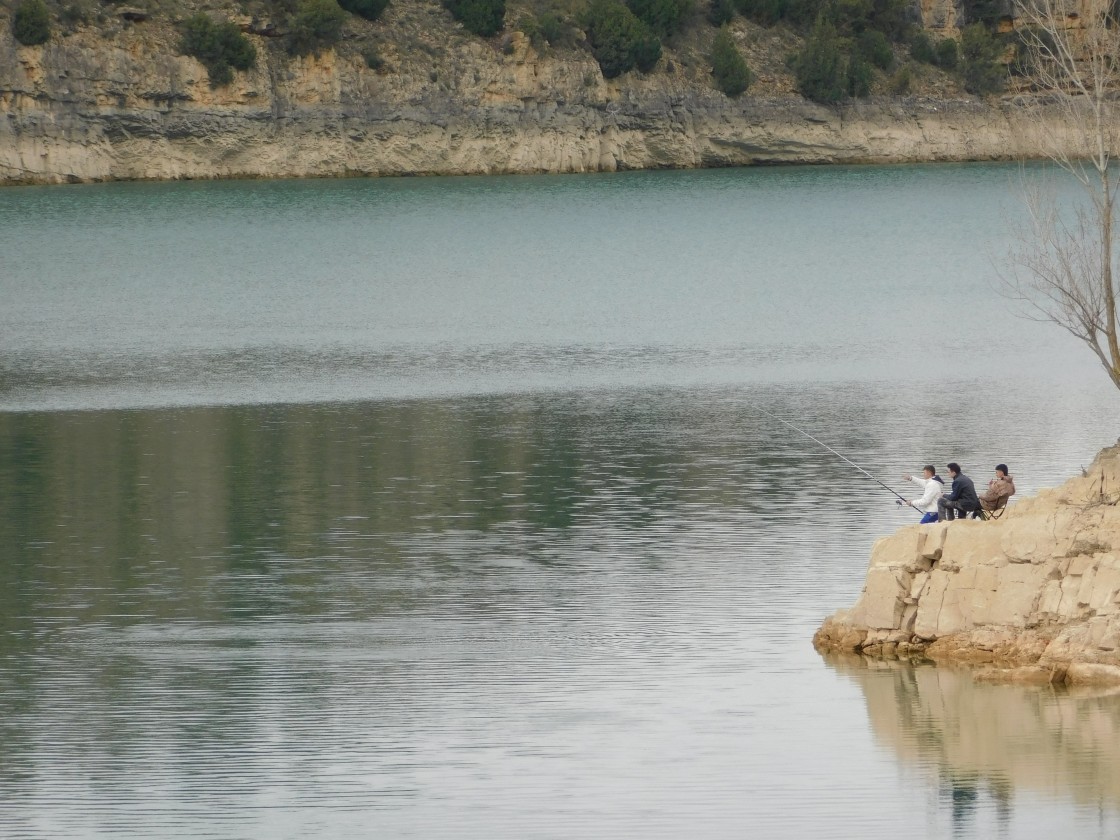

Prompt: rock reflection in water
xmin=827 ymin=653 xmax=1120 ymax=835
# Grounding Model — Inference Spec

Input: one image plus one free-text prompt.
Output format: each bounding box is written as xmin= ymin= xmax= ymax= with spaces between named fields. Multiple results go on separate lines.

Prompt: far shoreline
xmin=0 ymin=149 xmax=1052 ymax=190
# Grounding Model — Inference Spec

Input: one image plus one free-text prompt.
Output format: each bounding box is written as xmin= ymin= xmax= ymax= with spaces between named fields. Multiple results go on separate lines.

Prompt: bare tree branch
xmin=1003 ymin=0 xmax=1120 ymax=391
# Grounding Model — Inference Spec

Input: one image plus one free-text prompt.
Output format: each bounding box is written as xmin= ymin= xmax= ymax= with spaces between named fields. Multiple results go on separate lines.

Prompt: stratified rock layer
xmin=0 ymin=12 xmax=1096 ymax=185
xmin=814 ymin=442 xmax=1120 ymax=684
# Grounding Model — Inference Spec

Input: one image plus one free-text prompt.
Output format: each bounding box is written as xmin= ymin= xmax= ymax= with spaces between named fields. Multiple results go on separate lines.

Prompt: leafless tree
xmin=1005 ymin=0 xmax=1120 ymax=390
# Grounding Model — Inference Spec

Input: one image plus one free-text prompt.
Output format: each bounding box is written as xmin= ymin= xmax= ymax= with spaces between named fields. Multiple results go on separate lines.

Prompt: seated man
xmin=979 ymin=464 xmax=1015 ymax=514
xmin=937 ymin=462 xmax=981 ymax=521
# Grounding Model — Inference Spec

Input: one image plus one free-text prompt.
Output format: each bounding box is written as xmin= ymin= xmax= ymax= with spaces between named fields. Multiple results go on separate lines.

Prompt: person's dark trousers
xmin=938 ymin=498 xmax=967 ymax=521
xmin=936 ymin=497 xmax=981 ymax=524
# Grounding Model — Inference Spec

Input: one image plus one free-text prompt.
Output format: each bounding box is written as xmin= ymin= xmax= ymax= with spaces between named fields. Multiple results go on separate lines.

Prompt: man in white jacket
xmin=902 ymin=465 xmax=946 ymax=524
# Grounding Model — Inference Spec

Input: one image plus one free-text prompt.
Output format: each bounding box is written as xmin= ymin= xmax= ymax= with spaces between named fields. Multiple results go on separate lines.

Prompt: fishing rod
xmin=755 ymin=406 xmax=918 ymax=510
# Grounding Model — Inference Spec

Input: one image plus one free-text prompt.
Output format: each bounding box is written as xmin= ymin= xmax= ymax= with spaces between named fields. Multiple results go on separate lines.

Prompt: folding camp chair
xmin=974 ymin=496 xmax=1011 ymax=521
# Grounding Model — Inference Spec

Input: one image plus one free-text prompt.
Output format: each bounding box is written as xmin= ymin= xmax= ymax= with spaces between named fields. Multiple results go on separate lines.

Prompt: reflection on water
xmin=828 ymin=653 xmax=1120 ymax=838
xmin=1 ymin=385 xmax=1119 ymax=838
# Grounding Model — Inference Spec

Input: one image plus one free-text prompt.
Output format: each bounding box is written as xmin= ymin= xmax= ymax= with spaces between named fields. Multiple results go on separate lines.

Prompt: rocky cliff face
xmin=0 ymin=0 xmax=1086 ymax=185
xmin=815 ymin=443 xmax=1120 ymax=685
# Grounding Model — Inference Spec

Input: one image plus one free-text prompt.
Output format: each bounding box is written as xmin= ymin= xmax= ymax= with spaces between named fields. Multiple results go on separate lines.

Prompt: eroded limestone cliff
xmin=814 ymin=442 xmax=1120 ymax=684
xmin=0 ymin=0 xmax=1083 ymax=185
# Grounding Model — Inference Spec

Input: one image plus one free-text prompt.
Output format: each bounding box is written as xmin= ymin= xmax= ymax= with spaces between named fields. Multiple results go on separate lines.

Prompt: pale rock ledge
xmin=813 ymin=441 xmax=1120 ymax=685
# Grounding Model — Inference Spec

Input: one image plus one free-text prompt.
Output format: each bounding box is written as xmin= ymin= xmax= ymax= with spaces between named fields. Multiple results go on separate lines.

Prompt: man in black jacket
xmin=937 ymin=463 xmax=981 ymax=521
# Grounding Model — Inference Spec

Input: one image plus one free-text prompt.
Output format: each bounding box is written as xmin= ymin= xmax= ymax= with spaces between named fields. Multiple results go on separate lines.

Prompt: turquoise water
xmin=0 ymin=164 xmax=1091 ymax=409
xmin=1 ymin=165 xmax=1118 ymax=839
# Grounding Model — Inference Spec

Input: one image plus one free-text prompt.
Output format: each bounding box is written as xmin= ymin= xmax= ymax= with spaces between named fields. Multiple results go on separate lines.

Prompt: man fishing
xmin=901 ymin=465 xmax=945 ymax=524
xmin=937 ymin=463 xmax=981 ymax=521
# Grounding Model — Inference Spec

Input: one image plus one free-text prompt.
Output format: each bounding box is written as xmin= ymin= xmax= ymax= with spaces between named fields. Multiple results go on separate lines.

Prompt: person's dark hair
xmin=923 ymin=464 xmax=936 ymax=474
xmin=947 ymin=462 xmax=961 ymax=475
xmin=996 ymin=463 xmax=1009 ymax=475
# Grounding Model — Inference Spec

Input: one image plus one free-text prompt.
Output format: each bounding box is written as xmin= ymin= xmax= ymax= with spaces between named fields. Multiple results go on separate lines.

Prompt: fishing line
xmin=754 ymin=405 xmax=919 ymax=511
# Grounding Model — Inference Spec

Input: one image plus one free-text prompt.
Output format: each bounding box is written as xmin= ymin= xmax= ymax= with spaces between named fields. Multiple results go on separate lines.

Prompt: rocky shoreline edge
xmin=813 ymin=442 xmax=1120 ymax=686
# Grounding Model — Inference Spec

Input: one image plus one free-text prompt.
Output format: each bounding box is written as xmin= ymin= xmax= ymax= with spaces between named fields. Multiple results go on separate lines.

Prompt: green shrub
xmin=846 ymin=49 xmax=872 ymax=95
xmin=960 ymin=0 xmax=1002 ymax=28
xmin=732 ymin=0 xmax=833 ymax=29
xmin=627 ymin=0 xmax=692 ymax=37
xmin=181 ymin=14 xmax=257 ymax=87
xmin=866 ymin=0 xmax=908 ymax=40
xmin=520 ymin=13 xmax=543 ymax=44
xmin=363 ymin=46 xmax=384 ymax=69
xmin=1010 ymin=25 xmax=1052 ymax=76
xmin=632 ymin=26 xmax=662 ymax=70
xmin=832 ymin=0 xmax=910 ymax=41
xmin=831 ymin=0 xmax=871 ymax=34
xmin=59 ymin=2 xmax=88 ymax=32
xmin=338 ymin=0 xmax=389 ymax=21
xmin=523 ymin=10 xmax=576 ymax=47
xmin=542 ymin=11 xmax=577 ymax=45
xmin=582 ymin=0 xmax=661 ymax=77
xmin=935 ymin=36 xmax=957 ymax=68
xmin=12 ymin=0 xmax=51 ymax=46
xmin=909 ymin=31 xmax=935 ymax=63
xmin=445 ymin=0 xmax=506 ymax=36
xmin=721 ymin=0 xmax=905 ymax=37
xmin=795 ymin=15 xmax=846 ymax=103
xmin=856 ymin=28 xmax=892 ymax=69
xmin=889 ymin=62 xmax=911 ymax=93
xmin=732 ymin=0 xmax=785 ymax=27
xmin=711 ymin=25 xmax=752 ymax=96
xmin=910 ymin=31 xmax=957 ymax=68
xmin=708 ymin=0 xmax=734 ymax=26
xmin=959 ymin=22 xmax=1004 ymax=94
xmin=782 ymin=0 xmax=819 ymax=28
xmin=287 ymin=0 xmax=347 ymax=55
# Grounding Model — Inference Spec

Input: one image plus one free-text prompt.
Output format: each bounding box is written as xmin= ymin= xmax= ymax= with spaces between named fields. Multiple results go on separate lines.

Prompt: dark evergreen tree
xmin=711 ymin=26 xmax=752 ymax=96
xmin=795 ymin=15 xmax=846 ymax=103
xmin=628 ymin=0 xmax=692 ymax=37
xmin=847 ymin=49 xmax=872 ymax=96
xmin=959 ymin=23 xmax=1003 ymax=94
xmin=12 ymin=0 xmax=51 ymax=46
xmin=583 ymin=0 xmax=661 ymax=77
xmin=856 ymin=29 xmax=892 ymax=70
xmin=707 ymin=0 xmax=735 ymax=26
xmin=339 ymin=0 xmax=390 ymax=21
xmin=935 ymin=36 xmax=958 ymax=68
xmin=445 ymin=0 xmax=507 ymax=36
xmin=181 ymin=14 xmax=257 ymax=87
xmin=287 ymin=0 xmax=348 ymax=55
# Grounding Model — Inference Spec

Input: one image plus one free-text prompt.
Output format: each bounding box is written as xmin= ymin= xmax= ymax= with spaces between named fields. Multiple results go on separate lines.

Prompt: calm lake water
xmin=1 ymin=165 xmax=1119 ymax=839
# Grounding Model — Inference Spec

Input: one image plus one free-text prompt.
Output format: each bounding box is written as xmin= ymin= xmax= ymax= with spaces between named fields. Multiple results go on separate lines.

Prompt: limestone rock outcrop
xmin=814 ymin=442 xmax=1120 ymax=684
xmin=0 ymin=4 xmax=1099 ymax=185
